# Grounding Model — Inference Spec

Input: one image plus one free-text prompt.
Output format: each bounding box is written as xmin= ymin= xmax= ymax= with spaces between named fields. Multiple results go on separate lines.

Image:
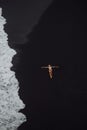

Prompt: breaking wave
xmin=0 ymin=8 xmax=26 ymax=130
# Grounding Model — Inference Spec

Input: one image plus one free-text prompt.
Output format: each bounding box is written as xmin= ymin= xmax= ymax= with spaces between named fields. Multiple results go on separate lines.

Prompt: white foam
xmin=0 ymin=8 xmax=26 ymax=130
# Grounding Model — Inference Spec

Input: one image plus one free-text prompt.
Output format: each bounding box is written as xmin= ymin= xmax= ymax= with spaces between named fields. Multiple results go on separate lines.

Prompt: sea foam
xmin=0 ymin=8 xmax=26 ymax=130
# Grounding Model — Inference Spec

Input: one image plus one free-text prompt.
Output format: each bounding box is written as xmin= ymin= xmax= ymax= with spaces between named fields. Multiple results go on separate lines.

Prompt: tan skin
xmin=41 ymin=64 xmax=59 ymax=79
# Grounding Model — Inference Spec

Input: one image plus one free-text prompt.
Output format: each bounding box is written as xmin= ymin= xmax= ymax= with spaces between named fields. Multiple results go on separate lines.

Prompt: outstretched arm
xmin=41 ymin=66 xmax=48 ymax=69
xmin=52 ymin=66 xmax=59 ymax=68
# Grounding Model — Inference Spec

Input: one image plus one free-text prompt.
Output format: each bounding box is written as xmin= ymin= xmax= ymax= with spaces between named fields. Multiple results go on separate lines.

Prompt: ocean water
xmin=0 ymin=8 xmax=26 ymax=130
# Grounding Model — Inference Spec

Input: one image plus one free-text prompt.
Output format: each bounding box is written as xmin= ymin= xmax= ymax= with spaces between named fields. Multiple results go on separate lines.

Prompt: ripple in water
xmin=0 ymin=8 xmax=26 ymax=130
